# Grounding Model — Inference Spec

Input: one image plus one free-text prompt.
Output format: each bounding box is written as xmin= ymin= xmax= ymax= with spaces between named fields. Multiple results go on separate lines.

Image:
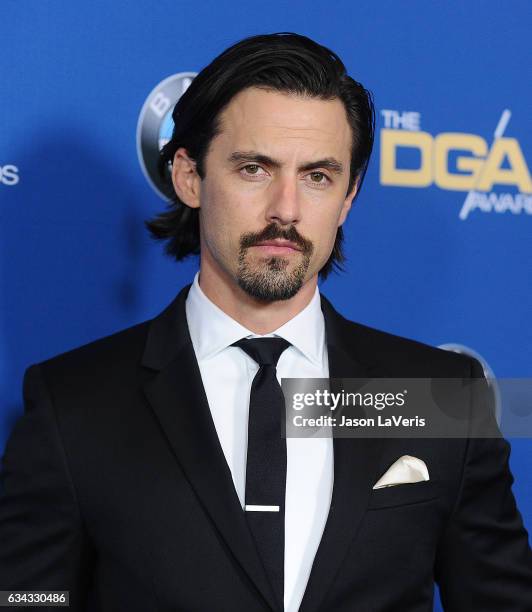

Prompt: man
xmin=0 ymin=33 xmax=531 ymax=612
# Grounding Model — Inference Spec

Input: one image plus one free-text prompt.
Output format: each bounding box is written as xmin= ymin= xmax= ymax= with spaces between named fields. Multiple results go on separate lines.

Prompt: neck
xmin=197 ymin=259 xmax=318 ymax=335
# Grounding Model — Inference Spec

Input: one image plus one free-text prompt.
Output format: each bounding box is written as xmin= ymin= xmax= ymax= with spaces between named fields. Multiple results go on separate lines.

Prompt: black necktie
xmin=231 ymin=336 xmax=291 ymax=609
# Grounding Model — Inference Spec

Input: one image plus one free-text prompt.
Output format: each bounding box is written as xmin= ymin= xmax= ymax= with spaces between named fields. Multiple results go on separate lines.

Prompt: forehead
xmin=213 ymin=87 xmax=352 ymax=161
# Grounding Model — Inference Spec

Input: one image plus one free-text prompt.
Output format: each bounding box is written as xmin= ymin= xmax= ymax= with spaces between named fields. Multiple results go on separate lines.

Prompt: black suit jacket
xmin=1 ymin=284 xmax=531 ymax=611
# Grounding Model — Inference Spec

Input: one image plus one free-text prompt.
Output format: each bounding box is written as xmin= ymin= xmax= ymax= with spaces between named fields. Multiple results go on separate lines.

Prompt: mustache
xmin=240 ymin=223 xmax=314 ymax=255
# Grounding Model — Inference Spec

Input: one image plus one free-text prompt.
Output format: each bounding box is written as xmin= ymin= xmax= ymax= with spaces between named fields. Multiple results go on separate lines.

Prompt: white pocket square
xmin=372 ymin=455 xmax=430 ymax=489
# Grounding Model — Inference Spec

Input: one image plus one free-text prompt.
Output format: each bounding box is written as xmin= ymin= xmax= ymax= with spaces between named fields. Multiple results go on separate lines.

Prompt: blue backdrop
xmin=1 ymin=2 xmax=530 ymax=609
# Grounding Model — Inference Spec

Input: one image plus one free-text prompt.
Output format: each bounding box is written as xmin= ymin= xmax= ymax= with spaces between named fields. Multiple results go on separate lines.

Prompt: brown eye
xmin=245 ymin=164 xmax=260 ymax=174
xmin=310 ymin=172 xmax=325 ymax=182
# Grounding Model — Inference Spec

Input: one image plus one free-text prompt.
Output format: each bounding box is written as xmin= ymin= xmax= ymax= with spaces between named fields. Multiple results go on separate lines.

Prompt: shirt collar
xmin=185 ymin=271 xmax=325 ymax=366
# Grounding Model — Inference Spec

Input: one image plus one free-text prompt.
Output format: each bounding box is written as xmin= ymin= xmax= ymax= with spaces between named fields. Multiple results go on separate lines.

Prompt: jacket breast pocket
xmin=367 ymin=479 xmax=440 ymax=510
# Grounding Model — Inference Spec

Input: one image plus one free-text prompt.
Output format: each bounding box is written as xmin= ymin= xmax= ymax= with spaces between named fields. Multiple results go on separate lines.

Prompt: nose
xmin=265 ymin=173 xmax=302 ymax=227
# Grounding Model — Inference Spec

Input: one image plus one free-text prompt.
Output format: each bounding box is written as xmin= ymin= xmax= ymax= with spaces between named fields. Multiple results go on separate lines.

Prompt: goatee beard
xmin=236 ymin=224 xmax=314 ymax=302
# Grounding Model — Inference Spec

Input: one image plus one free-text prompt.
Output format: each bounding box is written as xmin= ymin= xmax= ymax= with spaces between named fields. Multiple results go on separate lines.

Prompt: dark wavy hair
xmin=145 ymin=32 xmax=375 ymax=280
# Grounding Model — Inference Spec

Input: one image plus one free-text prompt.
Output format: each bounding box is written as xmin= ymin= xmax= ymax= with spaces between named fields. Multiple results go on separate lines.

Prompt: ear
xmin=171 ymin=147 xmax=201 ymax=209
xmin=338 ymin=178 xmax=359 ymax=226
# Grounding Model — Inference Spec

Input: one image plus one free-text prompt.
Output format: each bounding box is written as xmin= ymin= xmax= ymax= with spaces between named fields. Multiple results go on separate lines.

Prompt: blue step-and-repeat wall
xmin=1 ymin=2 xmax=530 ymax=609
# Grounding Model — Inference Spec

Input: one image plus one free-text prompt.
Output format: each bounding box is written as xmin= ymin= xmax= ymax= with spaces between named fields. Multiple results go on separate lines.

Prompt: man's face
xmin=197 ymin=87 xmax=355 ymax=301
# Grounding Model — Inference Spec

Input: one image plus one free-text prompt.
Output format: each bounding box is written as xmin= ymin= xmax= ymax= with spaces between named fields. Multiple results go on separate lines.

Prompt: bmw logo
xmin=137 ymin=72 xmax=197 ymax=199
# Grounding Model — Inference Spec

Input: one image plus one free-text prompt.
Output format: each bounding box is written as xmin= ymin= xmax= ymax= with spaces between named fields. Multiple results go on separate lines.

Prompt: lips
xmin=253 ymin=240 xmax=302 ymax=251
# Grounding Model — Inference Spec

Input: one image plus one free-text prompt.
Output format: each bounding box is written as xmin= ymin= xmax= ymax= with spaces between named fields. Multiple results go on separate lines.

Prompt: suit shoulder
xmin=34 ymin=320 xmax=151 ymax=387
xmin=340 ymin=316 xmax=474 ymax=376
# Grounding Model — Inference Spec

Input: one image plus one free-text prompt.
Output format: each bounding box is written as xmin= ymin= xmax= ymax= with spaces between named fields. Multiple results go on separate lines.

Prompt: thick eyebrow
xmin=228 ymin=151 xmax=344 ymax=175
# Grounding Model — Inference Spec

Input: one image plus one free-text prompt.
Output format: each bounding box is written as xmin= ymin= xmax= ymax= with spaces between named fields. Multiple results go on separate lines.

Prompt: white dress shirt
xmin=185 ymin=271 xmax=333 ymax=612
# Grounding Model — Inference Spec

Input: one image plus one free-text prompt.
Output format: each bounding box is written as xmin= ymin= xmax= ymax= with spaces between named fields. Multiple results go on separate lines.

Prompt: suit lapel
xmin=298 ymin=295 xmax=386 ymax=612
xmin=141 ymin=284 xmax=279 ymax=612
